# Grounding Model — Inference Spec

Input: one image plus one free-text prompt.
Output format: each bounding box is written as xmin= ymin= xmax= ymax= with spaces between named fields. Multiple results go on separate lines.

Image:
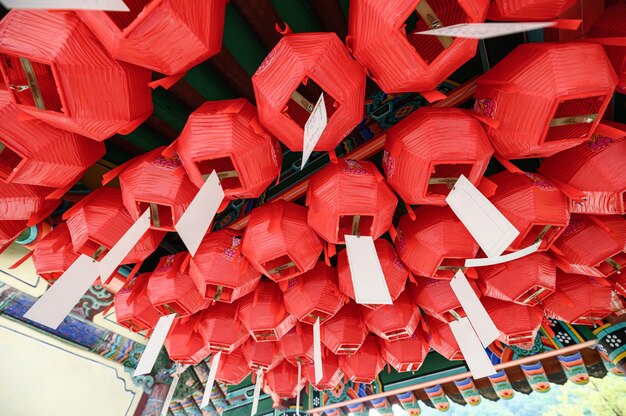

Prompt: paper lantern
xmin=483 ymin=298 xmax=543 ymax=346
xmin=0 ymin=10 xmax=152 ymax=141
xmin=164 ymin=315 xmax=211 ymax=365
xmin=380 ymin=329 xmax=429 ymax=373
xmin=395 ymin=207 xmax=479 ymax=278
xmin=279 ymin=323 xmax=314 ymax=366
xmin=0 ymin=182 xmax=59 ymax=223
xmin=303 ymin=350 xmax=344 ymax=391
xmin=307 ymin=159 xmax=398 ymax=244
xmin=474 ymin=42 xmax=617 ymax=159
xmin=347 ymin=0 xmax=490 ymax=94
xmin=340 ymin=334 xmax=385 ymax=384
xmin=424 ymin=316 xmax=463 ymax=360
xmin=321 ymin=301 xmax=369 ymax=355
xmin=363 ymin=291 xmax=420 ymax=341
xmin=197 ymin=301 xmax=249 ymax=354
xmin=252 ymin=32 xmax=365 ymax=152
xmin=0 ymin=219 xmax=25 ymax=249
xmin=189 ymin=228 xmax=261 ymax=302
xmin=174 ymin=99 xmax=282 ymax=198
xmin=477 ymin=253 xmax=556 ymax=306
xmin=412 ymin=277 xmax=480 ymax=323
xmin=384 ymin=107 xmax=493 ymax=205
xmin=281 ymin=261 xmax=345 ymax=324
xmin=590 ymin=4 xmax=626 ymax=93
xmin=76 ymin=0 xmax=227 ymax=75
xmin=32 ymin=223 xmax=77 ymax=283
xmin=487 ymin=0 xmax=577 ymax=20
xmin=241 ymin=338 xmax=284 ymax=372
xmin=146 ymin=253 xmax=209 ymax=317
xmin=242 ymin=200 xmax=323 ymax=282
xmin=263 ymin=360 xmax=306 ymax=399
xmin=114 ymin=272 xmax=161 ymax=333
xmin=237 ymin=281 xmax=297 ymax=342
xmin=216 ymin=349 xmax=250 ymax=385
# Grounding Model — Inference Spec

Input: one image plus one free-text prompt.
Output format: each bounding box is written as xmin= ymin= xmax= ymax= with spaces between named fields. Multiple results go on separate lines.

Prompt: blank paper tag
xmin=134 ymin=314 xmax=176 ymax=376
xmin=417 ymin=22 xmax=555 ymax=39
xmin=296 ymin=362 xmax=301 ymax=415
xmin=250 ymin=369 xmax=263 ymax=416
xmin=161 ymin=366 xmax=188 ymax=416
xmin=201 ymin=351 xmax=222 ymax=408
xmin=465 ymin=241 xmax=541 ymax=267
xmin=313 ymin=318 xmax=323 ymax=384
xmin=449 ymin=317 xmax=497 ymax=379
xmin=344 ymin=235 xmax=392 ymax=305
xmin=175 ymin=170 xmax=224 ymax=256
xmin=0 ymin=0 xmax=129 ymax=10
xmin=450 ymin=270 xmax=499 ymax=347
xmin=301 ymin=92 xmax=327 ymax=170
xmin=446 ymin=175 xmax=519 ymax=258
xmin=24 ymin=254 xmax=99 ymax=329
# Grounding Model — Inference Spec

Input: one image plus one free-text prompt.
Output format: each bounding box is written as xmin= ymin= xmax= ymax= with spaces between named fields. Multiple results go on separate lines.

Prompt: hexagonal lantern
xmin=348 ymin=0 xmax=490 ymax=94
xmin=363 ymin=291 xmax=420 ymax=341
xmin=216 ymin=349 xmax=250 ymax=386
xmin=197 ymin=301 xmax=249 ymax=354
xmin=0 ymin=10 xmax=152 ymax=141
xmin=114 ymin=272 xmax=161 ymax=333
xmin=76 ymin=0 xmax=227 ymax=75
xmin=263 ymin=360 xmax=306 ymax=399
xmin=32 ymin=223 xmax=78 ymax=283
xmin=189 ymin=228 xmax=261 ymax=303
xmin=164 ymin=315 xmax=211 ymax=365
xmin=242 ymin=200 xmax=323 ymax=282
xmin=241 ymin=338 xmax=284 ymax=373
xmin=424 ymin=315 xmax=463 ymax=361
xmin=174 ymin=99 xmax=283 ymax=199
xmin=487 ymin=0 xmax=577 ymax=20
xmin=384 ymin=107 xmax=493 ymax=206
xmin=321 ymin=301 xmax=369 ymax=355
xmin=474 ymin=42 xmax=617 ymax=159
xmin=395 ymin=207 xmax=479 ymax=278
xmin=411 ymin=277 xmax=481 ymax=323
xmin=253 ymin=32 xmax=365 ymax=152
xmin=307 ymin=159 xmax=398 ymax=244
xmin=0 ymin=181 xmax=59 ymax=223
xmin=590 ymin=4 xmax=626 ymax=94
xmin=483 ymin=298 xmax=543 ymax=346
xmin=0 ymin=219 xmax=25 ymax=249
xmin=303 ymin=350 xmax=344 ymax=391
xmin=380 ymin=329 xmax=429 ymax=373
xmin=340 ymin=334 xmax=385 ymax=384
xmin=279 ymin=323 xmax=314 ymax=366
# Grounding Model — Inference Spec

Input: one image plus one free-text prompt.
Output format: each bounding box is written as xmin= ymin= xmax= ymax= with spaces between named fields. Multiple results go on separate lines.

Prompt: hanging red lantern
xmin=241 ymin=338 xmax=284 ymax=372
xmin=424 ymin=315 xmax=463 ymax=361
xmin=395 ymin=207 xmax=479 ymax=278
xmin=32 ymin=223 xmax=77 ymax=283
xmin=487 ymin=0 xmax=577 ymax=20
xmin=306 ymin=159 xmax=398 ymax=244
xmin=0 ymin=10 xmax=152 ymax=141
xmin=590 ymin=3 xmax=626 ymax=93
xmin=0 ymin=219 xmax=25 ymax=249
xmin=241 ymin=200 xmax=323 ymax=282
xmin=321 ymin=301 xmax=369 ymax=355
xmin=0 ymin=182 xmax=59 ymax=224
xmin=279 ymin=323 xmax=314 ymax=366
xmin=474 ymin=43 xmax=617 ymax=159
xmin=263 ymin=360 xmax=306 ymax=399
xmin=303 ymin=350 xmax=344 ymax=391
xmin=347 ymin=0 xmax=490 ymax=94
xmin=363 ymin=291 xmax=420 ymax=341
xmin=412 ymin=277 xmax=481 ymax=323
xmin=164 ymin=315 xmax=211 ymax=365
xmin=189 ymin=228 xmax=261 ymax=303
xmin=340 ymin=334 xmax=385 ymax=384
xmin=216 ymin=349 xmax=250 ymax=385
xmin=252 ymin=32 xmax=365 ymax=152
xmin=337 ymin=239 xmax=408 ymax=309
xmin=380 ymin=328 xmax=429 ymax=373
xmin=384 ymin=107 xmax=493 ymax=206
xmin=114 ymin=272 xmax=161 ymax=333
xmin=197 ymin=301 xmax=249 ymax=354
xmin=483 ymin=298 xmax=543 ymax=346
xmin=612 ymin=273 xmax=626 ymax=299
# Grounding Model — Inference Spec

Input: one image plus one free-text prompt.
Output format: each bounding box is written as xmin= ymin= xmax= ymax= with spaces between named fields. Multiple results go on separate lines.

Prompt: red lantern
xmin=483 ymin=298 xmax=543 ymax=346
xmin=303 ymin=350 xmax=344 ymax=391
xmin=279 ymin=323 xmax=314 ymax=366
xmin=363 ymin=291 xmax=420 ymax=341
xmin=242 ymin=200 xmax=323 ymax=282
xmin=0 ymin=219 xmax=25 ymax=249
xmin=347 ymin=0 xmax=490 ymax=94
xmin=340 ymin=334 xmax=385 ymax=384
xmin=0 ymin=182 xmax=59 ymax=223
xmin=263 ymin=360 xmax=306 ymax=399
xmin=197 ymin=301 xmax=249 ymax=354
xmin=384 ymin=107 xmax=493 ymax=206
xmin=590 ymin=4 xmax=626 ymax=94
xmin=424 ymin=316 xmax=463 ymax=361
xmin=0 ymin=10 xmax=152 ymax=141
xmin=216 ymin=349 xmax=250 ymax=385
xmin=241 ymin=338 xmax=284 ymax=372
xmin=164 ymin=315 xmax=211 ymax=365
xmin=474 ymin=43 xmax=617 ymax=159
xmin=380 ymin=329 xmax=429 ymax=373
xmin=114 ymin=272 xmax=161 ymax=333
xmin=321 ymin=301 xmax=369 ymax=355
xmin=395 ymin=207 xmax=479 ymax=278
xmin=307 ymin=159 xmax=398 ymax=244
xmin=189 ymin=228 xmax=260 ymax=302
xmin=412 ymin=277 xmax=481 ymax=323
xmin=487 ymin=0 xmax=577 ymax=20
xmin=252 ymin=32 xmax=366 ymax=152
xmin=32 ymin=223 xmax=77 ymax=283
xmin=76 ymin=0 xmax=227 ymax=75
xmin=612 ymin=273 xmax=626 ymax=299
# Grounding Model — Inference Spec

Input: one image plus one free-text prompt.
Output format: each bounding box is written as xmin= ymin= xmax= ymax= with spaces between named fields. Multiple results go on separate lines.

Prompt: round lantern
xmin=114 ymin=272 xmax=161 ymax=333
xmin=340 ymin=334 xmax=385 ymax=384
xmin=263 ymin=360 xmax=306 ymax=399
xmin=347 ymin=0 xmax=490 ymax=94
xmin=242 ymin=200 xmax=323 ymax=282
xmin=337 ymin=239 xmax=408 ymax=309
xmin=321 ymin=301 xmax=369 ymax=355
xmin=424 ymin=315 xmax=463 ymax=361
xmin=0 ymin=10 xmax=152 ymax=141
xmin=384 ymin=107 xmax=493 ymax=206
xmin=395 ymin=207 xmax=479 ymax=278
xmin=487 ymin=0 xmax=576 ymax=20
xmin=76 ymin=0 xmax=227 ymax=75
xmin=197 ymin=301 xmax=249 ymax=354
xmin=216 ymin=349 xmax=250 ymax=385
xmin=0 ymin=219 xmax=25 ymax=249
xmin=281 ymin=261 xmax=345 ymax=324
xmin=590 ymin=4 xmax=626 ymax=93
xmin=32 ymin=223 xmax=77 ymax=283
xmin=174 ymin=99 xmax=282 ymax=198
xmin=0 ymin=182 xmax=59 ymax=223
xmin=164 ymin=315 xmax=211 ymax=365
xmin=483 ymin=298 xmax=543 ymax=346
xmin=189 ymin=228 xmax=261 ymax=303
xmin=380 ymin=329 xmax=429 ymax=373
xmin=279 ymin=323 xmax=314 ymax=366
xmin=241 ymin=338 xmax=284 ymax=372
xmin=252 ymin=32 xmax=366 ymax=152
xmin=237 ymin=281 xmax=297 ymax=342
xmin=307 ymin=159 xmax=398 ymax=244
xmin=412 ymin=277 xmax=481 ymax=323
xmin=474 ymin=42 xmax=617 ymax=159
xmin=363 ymin=291 xmax=420 ymax=341
xmin=303 ymin=350 xmax=344 ymax=391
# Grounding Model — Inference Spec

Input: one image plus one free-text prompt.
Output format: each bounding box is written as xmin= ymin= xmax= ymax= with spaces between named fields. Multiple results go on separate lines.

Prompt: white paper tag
xmin=417 ymin=22 xmax=556 ymax=39
xmin=201 ymin=351 xmax=222 ymax=408
xmin=344 ymin=235 xmax=393 ymax=305
xmin=24 ymin=254 xmax=99 ymax=329
xmin=0 ymin=0 xmax=130 ymax=11
xmin=134 ymin=314 xmax=176 ymax=376
xmin=449 ymin=270 xmax=499 ymax=347
xmin=301 ymin=92 xmax=327 ymax=170
xmin=296 ymin=362 xmax=301 ymax=415
xmin=313 ymin=318 xmax=323 ymax=384
xmin=175 ymin=170 xmax=224 ymax=256
xmin=449 ymin=318 xmax=497 ymax=379
xmin=250 ymin=369 xmax=263 ymax=416
xmin=446 ymin=175 xmax=519 ymax=258
xmin=161 ymin=365 xmax=188 ymax=416
xmin=465 ymin=241 xmax=541 ymax=267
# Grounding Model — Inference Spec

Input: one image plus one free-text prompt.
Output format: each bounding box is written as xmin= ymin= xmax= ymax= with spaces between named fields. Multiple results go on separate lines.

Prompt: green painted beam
xmin=223 ymin=3 xmax=269 ymax=76
xmin=339 ymin=0 xmax=350 ymax=20
xmin=120 ymin=125 xmax=170 ymax=152
xmin=184 ymin=62 xmax=238 ymax=101
xmin=270 ymin=0 xmax=323 ymax=33
xmin=103 ymin=141 xmax=134 ymax=165
xmin=151 ymin=88 xmax=191 ymax=133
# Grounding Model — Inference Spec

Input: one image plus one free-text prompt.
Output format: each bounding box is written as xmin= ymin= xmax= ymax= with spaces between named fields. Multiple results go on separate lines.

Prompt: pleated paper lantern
xmin=146 ymin=253 xmax=209 ymax=317
xmin=474 ymin=43 xmax=617 ymax=159
xmin=347 ymin=0 xmax=490 ymax=94
xmin=279 ymin=323 xmax=314 ymax=366
xmin=307 ymin=159 xmax=398 ymax=244
xmin=0 ymin=10 xmax=152 ymax=141
xmin=487 ymin=0 xmax=577 ymax=20
xmin=488 ymin=171 xmax=569 ymax=251
xmin=303 ymin=350 xmax=344 ymax=391
xmin=263 ymin=360 xmax=305 ymax=399
xmin=477 ymin=253 xmax=556 ymax=306
xmin=412 ymin=277 xmax=480 ymax=323
xmin=321 ymin=301 xmax=369 ymax=355
xmin=32 ymin=223 xmax=77 ymax=283
xmin=0 ymin=219 xmax=25 ymax=249
xmin=189 ymin=228 xmax=261 ymax=302
xmin=197 ymin=302 xmax=249 ymax=354
xmin=281 ymin=261 xmax=345 ymax=324
xmin=395 ymin=207 xmax=479 ymax=278
xmin=174 ymin=99 xmax=282 ymax=197
xmin=241 ymin=200 xmax=323 ymax=282
xmin=114 ymin=272 xmax=161 ymax=333
xmin=424 ymin=316 xmax=463 ymax=361
xmin=76 ymin=0 xmax=227 ymax=75
xmin=0 ymin=182 xmax=59 ymax=223
xmin=241 ymin=338 xmax=284 ymax=372
xmin=237 ymin=281 xmax=297 ymax=342
xmin=337 ymin=239 xmax=408 ymax=309
xmin=380 ymin=329 xmax=429 ymax=373
xmin=363 ymin=291 xmax=420 ymax=341
xmin=164 ymin=315 xmax=211 ymax=365
xmin=384 ymin=107 xmax=493 ymax=205
xmin=252 ymin=32 xmax=366 ymax=152
xmin=538 ymin=122 xmax=626 ymax=215
xmin=483 ymin=298 xmax=543 ymax=346
xmin=340 ymin=334 xmax=385 ymax=384
xmin=590 ymin=3 xmax=626 ymax=93
xmin=216 ymin=349 xmax=250 ymax=385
